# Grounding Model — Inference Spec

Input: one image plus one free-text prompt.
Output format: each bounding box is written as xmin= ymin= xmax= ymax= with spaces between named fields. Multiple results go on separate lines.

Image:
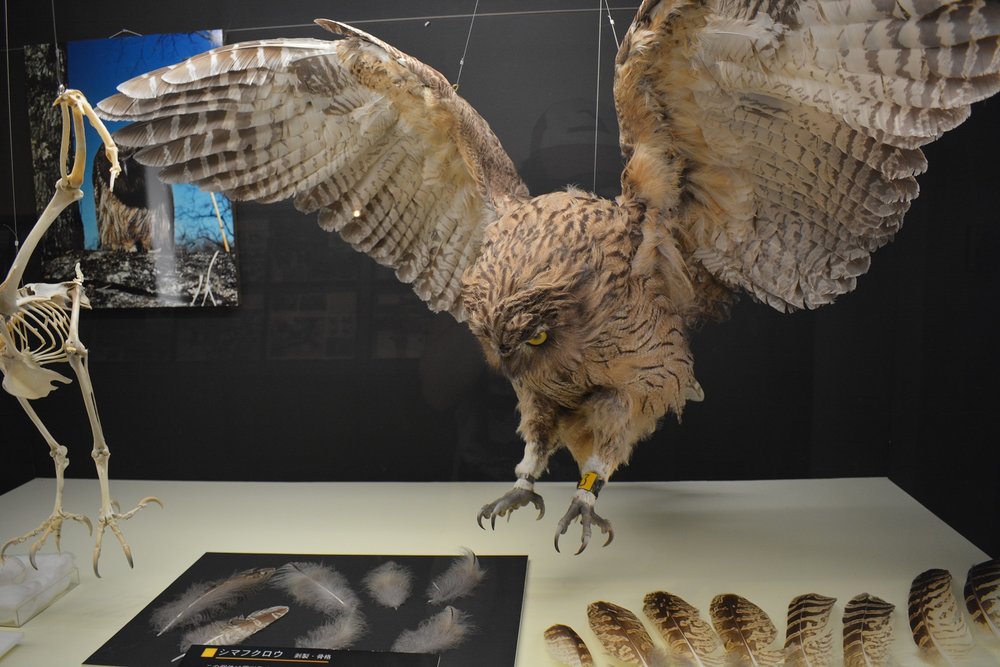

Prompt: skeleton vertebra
xmin=0 ymin=89 xmax=160 ymax=577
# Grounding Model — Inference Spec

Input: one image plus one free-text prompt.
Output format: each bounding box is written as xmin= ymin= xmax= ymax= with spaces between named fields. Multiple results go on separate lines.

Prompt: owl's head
xmin=463 ymin=281 xmax=584 ymax=377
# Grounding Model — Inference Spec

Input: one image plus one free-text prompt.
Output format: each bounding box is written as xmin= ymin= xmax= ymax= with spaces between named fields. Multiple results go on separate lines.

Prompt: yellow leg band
xmin=577 ymin=472 xmax=605 ymax=497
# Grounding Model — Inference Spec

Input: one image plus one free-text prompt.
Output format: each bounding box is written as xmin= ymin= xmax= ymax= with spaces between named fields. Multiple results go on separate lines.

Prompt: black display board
xmin=86 ymin=551 xmax=527 ymax=667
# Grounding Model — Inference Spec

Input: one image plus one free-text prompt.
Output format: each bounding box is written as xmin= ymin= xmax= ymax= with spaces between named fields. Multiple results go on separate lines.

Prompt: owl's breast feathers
xmin=461 ymin=189 xmax=697 ymax=412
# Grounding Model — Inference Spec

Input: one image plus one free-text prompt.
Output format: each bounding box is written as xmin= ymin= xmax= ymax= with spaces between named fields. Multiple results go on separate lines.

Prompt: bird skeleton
xmin=0 ymin=88 xmax=160 ymax=576
xmin=95 ymin=0 xmax=1000 ymax=554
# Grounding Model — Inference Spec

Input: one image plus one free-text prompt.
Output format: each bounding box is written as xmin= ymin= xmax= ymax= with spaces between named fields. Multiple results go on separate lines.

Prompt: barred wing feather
xmin=615 ymin=0 xmax=1000 ymax=313
xmin=98 ymin=21 xmax=528 ymax=320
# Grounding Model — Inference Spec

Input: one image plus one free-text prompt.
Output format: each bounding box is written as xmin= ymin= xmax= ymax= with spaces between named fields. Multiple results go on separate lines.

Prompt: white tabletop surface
xmin=0 ymin=477 xmax=990 ymax=665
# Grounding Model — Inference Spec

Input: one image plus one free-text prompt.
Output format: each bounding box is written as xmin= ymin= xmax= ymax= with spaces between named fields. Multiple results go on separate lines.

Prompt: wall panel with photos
xmin=0 ymin=0 xmax=997 ymax=556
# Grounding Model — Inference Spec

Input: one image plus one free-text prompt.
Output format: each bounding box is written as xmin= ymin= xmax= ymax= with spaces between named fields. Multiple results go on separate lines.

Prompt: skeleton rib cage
xmin=3 ymin=291 xmax=77 ymax=371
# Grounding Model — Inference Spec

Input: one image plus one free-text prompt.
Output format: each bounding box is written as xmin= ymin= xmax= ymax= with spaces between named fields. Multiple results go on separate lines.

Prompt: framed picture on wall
xmin=24 ymin=30 xmax=239 ymax=308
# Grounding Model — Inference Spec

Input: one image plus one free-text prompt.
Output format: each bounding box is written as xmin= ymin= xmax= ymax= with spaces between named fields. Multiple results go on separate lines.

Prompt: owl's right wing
xmin=97 ymin=20 xmax=529 ymax=320
xmin=614 ymin=0 xmax=1000 ymax=314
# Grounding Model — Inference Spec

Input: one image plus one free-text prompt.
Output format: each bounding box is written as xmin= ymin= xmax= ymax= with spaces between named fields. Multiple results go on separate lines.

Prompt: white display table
xmin=0 ymin=477 xmax=990 ymax=665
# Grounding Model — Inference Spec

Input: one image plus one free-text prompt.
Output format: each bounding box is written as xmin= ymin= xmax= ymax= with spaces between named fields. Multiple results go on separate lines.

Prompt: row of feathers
xmin=150 ymin=548 xmax=484 ymax=657
xmin=545 ymin=558 xmax=999 ymax=667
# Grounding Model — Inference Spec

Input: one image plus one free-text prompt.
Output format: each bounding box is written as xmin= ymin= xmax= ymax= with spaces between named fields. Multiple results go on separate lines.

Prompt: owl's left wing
xmin=98 ymin=20 xmax=528 ymax=320
xmin=616 ymin=0 xmax=1000 ymax=313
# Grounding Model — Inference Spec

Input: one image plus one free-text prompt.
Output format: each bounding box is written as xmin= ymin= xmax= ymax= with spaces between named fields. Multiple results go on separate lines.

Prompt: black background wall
xmin=1 ymin=1 xmax=997 ymax=556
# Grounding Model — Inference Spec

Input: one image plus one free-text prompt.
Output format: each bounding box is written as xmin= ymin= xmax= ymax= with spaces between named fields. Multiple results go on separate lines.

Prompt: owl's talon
xmin=554 ymin=491 xmax=613 ymax=555
xmin=477 ymin=485 xmax=545 ymax=530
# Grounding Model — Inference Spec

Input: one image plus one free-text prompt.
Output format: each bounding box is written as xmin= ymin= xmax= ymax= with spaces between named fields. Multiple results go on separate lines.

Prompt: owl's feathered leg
xmin=554 ymin=387 xmax=648 ymax=555
xmin=478 ymin=390 xmax=563 ymax=529
xmin=477 ymin=440 xmax=550 ymax=528
xmin=554 ymin=466 xmax=614 ymax=555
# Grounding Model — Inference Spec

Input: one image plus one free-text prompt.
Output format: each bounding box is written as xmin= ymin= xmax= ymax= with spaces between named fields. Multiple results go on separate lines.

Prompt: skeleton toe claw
xmin=138 ymin=496 xmax=163 ymax=509
xmin=90 ymin=497 xmax=158 ymax=575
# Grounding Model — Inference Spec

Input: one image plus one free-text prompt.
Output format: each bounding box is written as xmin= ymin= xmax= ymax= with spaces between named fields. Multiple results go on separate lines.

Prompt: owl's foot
xmin=477 ymin=477 xmax=545 ymax=529
xmin=1 ymin=509 xmax=93 ymax=569
xmin=92 ymin=496 xmax=161 ymax=577
xmin=554 ymin=489 xmax=614 ymax=555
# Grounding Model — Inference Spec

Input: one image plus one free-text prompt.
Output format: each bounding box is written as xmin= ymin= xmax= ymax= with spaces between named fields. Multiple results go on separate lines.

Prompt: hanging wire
xmin=4 ymin=0 xmax=19 ymax=250
xmin=454 ymin=0 xmax=481 ymax=90
xmin=592 ymin=0 xmax=604 ymax=193
xmin=604 ymin=0 xmax=621 ymax=50
xmin=592 ymin=2 xmax=624 ymax=192
xmin=50 ymin=0 xmax=64 ymax=90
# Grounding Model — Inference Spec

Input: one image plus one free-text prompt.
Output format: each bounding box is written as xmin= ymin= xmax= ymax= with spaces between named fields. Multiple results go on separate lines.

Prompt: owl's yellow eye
xmin=526 ymin=330 xmax=548 ymax=346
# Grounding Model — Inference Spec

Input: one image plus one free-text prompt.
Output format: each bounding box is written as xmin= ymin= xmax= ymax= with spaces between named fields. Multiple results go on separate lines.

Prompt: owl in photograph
xmin=97 ymin=0 xmax=1000 ymax=553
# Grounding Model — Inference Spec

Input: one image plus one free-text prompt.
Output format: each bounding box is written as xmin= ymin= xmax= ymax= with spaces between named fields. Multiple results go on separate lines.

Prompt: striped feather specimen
xmin=587 ymin=600 xmax=666 ymax=666
xmin=784 ymin=593 xmax=836 ymax=667
xmin=150 ymin=567 xmax=275 ymax=636
xmin=543 ymin=623 xmax=594 ymax=667
xmin=177 ymin=605 xmax=288 ymax=656
xmin=642 ymin=590 xmax=726 ymax=666
xmin=843 ymin=593 xmax=894 ymax=667
xmin=709 ymin=594 xmax=783 ymax=666
xmin=965 ymin=558 xmax=1000 ymax=644
xmin=909 ymin=568 xmax=976 ymax=664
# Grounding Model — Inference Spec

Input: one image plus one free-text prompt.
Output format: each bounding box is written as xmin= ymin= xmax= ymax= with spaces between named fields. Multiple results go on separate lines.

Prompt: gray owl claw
xmin=554 ymin=496 xmax=614 ymax=555
xmin=477 ymin=487 xmax=545 ymax=529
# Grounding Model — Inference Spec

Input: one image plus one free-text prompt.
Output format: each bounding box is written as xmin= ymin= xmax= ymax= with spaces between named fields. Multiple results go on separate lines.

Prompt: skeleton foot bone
xmin=477 ymin=476 xmax=545 ymax=529
xmin=93 ymin=496 xmax=162 ymax=577
xmin=0 ymin=510 xmax=93 ymax=569
xmin=554 ymin=488 xmax=614 ymax=555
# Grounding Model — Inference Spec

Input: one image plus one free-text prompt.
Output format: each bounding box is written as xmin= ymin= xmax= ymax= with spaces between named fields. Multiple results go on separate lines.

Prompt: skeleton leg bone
xmin=62 ymin=275 xmax=161 ymax=577
xmin=0 ymin=397 xmax=93 ymax=567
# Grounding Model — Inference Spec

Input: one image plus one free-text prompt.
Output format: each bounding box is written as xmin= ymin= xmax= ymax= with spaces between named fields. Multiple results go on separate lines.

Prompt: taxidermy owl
xmin=97 ymin=0 xmax=1000 ymax=553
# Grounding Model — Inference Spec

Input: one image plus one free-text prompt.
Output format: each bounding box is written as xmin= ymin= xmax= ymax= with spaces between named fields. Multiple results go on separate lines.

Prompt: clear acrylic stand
xmin=0 ymin=553 xmax=79 ymax=627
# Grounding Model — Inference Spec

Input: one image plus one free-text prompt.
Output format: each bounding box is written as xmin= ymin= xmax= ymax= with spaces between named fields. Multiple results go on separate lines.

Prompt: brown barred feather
xmin=842 ymin=593 xmax=894 ymax=667
xmin=587 ymin=601 xmax=665 ymax=666
xmin=544 ymin=624 xmax=595 ymax=667
xmin=784 ymin=593 xmax=836 ymax=667
xmin=909 ymin=568 xmax=976 ymax=664
xmin=709 ymin=593 xmax=783 ymax=666
xmin=964 ymin=558 xmax=1000 ymax=643
xmin=642 ymin=591 xmax=726 ymax=666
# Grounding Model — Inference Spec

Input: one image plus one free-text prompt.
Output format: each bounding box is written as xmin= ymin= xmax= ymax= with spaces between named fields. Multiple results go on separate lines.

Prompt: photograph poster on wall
xmin=24 ymin=30 xmax=239 ymax=308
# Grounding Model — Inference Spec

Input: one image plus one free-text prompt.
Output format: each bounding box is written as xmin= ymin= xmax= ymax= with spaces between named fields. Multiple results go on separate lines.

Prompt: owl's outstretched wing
xmin=616 ymin=0 xmax=1000 ymax=312
xmin=97 ymin=20 xmax=528 ymax=320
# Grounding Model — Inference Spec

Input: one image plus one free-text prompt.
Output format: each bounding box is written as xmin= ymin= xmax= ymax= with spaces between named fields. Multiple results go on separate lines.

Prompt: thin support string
xmin=604 ymin=0 xmax=621 ymax=50
xmin=4 ymin=0 xmax=18 ymax=249
xmin=226 ymin=7 xmax=640 ymax=36
xmin=50 ymin=0 xmax=64 ymax=90
xmin=592 ymin=0 xmax=604 ymax=193
xmin=454 ymin=0 xmax=481 ymax=89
